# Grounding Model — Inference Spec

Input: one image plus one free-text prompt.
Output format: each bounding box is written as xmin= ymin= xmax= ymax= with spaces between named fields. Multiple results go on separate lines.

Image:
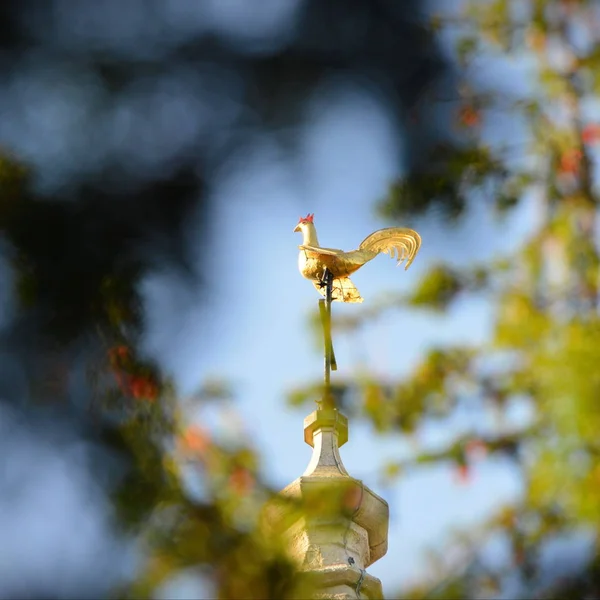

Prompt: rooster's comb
xmin=299 ymin=213 xmax=314 ymax=224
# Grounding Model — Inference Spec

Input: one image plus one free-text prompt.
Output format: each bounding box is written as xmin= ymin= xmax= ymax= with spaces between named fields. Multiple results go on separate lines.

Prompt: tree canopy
xmin=2 ymin=0 xmax=600 ymax=598
xmin=292 ymin=1 xmax=600 ymax=597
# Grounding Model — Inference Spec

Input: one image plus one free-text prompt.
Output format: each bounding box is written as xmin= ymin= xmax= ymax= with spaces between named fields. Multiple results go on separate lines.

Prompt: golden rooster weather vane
xmin=294 ymin=213 xmax=421 ymax=407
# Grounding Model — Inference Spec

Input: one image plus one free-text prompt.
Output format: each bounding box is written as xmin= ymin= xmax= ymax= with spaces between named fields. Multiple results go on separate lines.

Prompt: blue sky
xmin=140 ymin=80 xmax=535 ymax=592
xmin=0 ymin=1 xmax=552 ymax=595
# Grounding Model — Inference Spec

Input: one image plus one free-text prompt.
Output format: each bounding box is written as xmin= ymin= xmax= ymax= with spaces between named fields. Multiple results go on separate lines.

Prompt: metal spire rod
xmin=318 ymin=268 xmax=337 ymax=409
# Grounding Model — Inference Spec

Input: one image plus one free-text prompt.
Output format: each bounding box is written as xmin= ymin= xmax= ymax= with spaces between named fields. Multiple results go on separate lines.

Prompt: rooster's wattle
xmin=294 ymin=213 xmax=421 ymax=303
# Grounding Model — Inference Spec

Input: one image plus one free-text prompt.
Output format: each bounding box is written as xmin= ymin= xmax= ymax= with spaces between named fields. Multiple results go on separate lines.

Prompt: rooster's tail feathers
xmin=359 ymin=227 xmax=421 ymax=270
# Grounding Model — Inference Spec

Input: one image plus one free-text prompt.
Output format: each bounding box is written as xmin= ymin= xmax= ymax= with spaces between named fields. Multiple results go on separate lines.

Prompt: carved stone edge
xmin=271 ymin=474 xmax=389 ymax=567
xmin=295 ymin=565 xmax=383 ymax=599
xmin=304 ymin=409 xmax=348 ymax=448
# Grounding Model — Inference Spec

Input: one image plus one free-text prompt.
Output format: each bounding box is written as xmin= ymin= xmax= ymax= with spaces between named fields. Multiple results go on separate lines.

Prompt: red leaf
xmin=459 ymin=105 xmax=481 ymax=128
xmin=582 ymin=124 xmax=600 ymax=145
xmin=342 ymin=484 xmax=363 ymax=512
xmin=129 ymin=376 xmax=158 ymax=402
xmin=108 ymin=345 xmax=131 ymax=367
xmin=454 ymin=464 xmax=471 ymax=484
xmin=559 ymin=148 xmax=582 ymax=174
xmin=181 ymin=426 xmax=211 ymax=455
xmin=229 ymin=466 xmax=254 ymax=494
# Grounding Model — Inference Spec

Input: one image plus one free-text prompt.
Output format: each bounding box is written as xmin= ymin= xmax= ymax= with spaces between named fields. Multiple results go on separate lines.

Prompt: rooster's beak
xmin=293 ymin=224 xmax=301 ymax=233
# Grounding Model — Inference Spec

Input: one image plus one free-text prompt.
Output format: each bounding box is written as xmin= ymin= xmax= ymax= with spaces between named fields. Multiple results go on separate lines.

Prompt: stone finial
xmin=268 ymin=409 xmax=389 ymax=599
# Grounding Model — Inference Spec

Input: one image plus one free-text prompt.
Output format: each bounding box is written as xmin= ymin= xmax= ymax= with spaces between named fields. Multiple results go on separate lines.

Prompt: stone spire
xmin=271 ymin=408 xmax=389 ymax=599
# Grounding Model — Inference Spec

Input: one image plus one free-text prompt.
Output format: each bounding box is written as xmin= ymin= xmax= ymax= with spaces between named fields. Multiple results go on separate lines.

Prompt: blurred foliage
xmin=0 ymin=0 xmax=456 ymax=596
xmin=0 ymin=151 xmax=303 ymax=598
xmin=290 ymin=0 xmax=600 ymax=597
xmin=382 ymin=143 xmax=508 ymax=221
xmin=4 ymin=0 xmax=600 ymax=598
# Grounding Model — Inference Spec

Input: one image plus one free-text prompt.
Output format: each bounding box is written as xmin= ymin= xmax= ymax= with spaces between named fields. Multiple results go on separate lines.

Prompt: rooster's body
xmin=294 ymin=214 xmax=421 ymax=303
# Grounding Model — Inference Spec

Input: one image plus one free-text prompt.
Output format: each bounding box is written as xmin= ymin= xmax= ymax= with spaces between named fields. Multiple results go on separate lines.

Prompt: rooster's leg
xmin=317 ymin=269 xmax=328 ymax=289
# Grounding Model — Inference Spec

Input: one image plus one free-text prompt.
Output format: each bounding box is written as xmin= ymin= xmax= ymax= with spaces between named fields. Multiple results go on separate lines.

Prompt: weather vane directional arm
xmin=294 ymin=213 xmax=422 ymax=410
xmin=318 ymin=268 xmax=337 ymax=409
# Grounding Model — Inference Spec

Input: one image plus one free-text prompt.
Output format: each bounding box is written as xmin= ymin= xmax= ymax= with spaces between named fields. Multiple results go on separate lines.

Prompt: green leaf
xmin=408 ymin=264 xmax=462 ymax=310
